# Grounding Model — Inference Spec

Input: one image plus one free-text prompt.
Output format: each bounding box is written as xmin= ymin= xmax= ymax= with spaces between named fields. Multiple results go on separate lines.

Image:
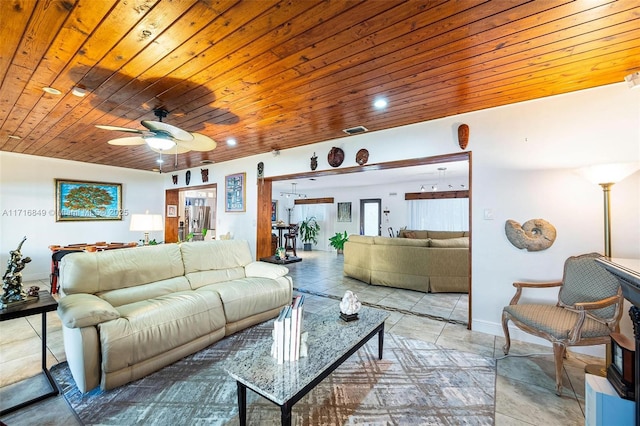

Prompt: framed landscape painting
xmin=225 ymin=172 xmax=246 ymax=212
xmin=55 ymin=179 xmax=123 ymax=221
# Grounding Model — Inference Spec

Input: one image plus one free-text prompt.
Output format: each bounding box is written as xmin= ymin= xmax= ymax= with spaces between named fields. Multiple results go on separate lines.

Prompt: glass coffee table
xmin=225 ymin=305 xmax=389 ymax=426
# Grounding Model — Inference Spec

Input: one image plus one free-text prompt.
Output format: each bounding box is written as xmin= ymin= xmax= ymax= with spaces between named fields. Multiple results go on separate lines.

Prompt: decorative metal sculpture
xmin=505 ymin=218 xmax=557 ymax=251
xmin=1 ymin=237 xmax=34 ymax=308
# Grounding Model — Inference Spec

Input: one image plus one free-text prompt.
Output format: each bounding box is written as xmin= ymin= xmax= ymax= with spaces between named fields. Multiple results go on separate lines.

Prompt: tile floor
xmin=0 ymin=250 xmax=597 ymax=425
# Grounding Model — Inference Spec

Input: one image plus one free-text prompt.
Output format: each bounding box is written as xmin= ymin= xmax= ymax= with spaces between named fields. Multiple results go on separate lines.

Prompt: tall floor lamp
xmin=579 ymin=162 xmax=640 ymax=376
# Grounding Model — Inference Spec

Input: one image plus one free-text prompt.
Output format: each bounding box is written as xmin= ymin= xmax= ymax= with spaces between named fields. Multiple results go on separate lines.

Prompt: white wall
xmin=0 ymin=153 xmax=165 ymax=281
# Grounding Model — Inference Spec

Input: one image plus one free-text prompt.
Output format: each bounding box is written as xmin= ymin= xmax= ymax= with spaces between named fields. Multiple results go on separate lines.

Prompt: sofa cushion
xmin=347 ymin=235 xmax=374 ymax=244
xmin=180 ymin=240 xmax=253 ymax=273
xmin=98 ymin=276 xmax=191 ymax=307
xmin=430 ymin=237 xmax=469 ymax=248
xmin=57 ymin=294 xmax=120 ymax=328
xmin=244 ymin=261 xmax=289 ymax=279
xmin=428 ymin=231 xmax=467 ymax=239
xmin=399 ymin=230 xmax=429 ymax=239
xmin=98 ymin=290 xmax=225 ymax=373
xmin=197 ymin=277 xmax=291 ymax=323
xmin=373 ymin=237 xmax=429 ymax=247
xmin=59 ymin=244 xmax=185 ymax=295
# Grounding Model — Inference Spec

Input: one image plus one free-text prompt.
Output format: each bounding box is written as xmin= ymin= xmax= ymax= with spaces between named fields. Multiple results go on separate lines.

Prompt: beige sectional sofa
xmin=56 ymin=240 xmax=292 ymax=392
xmin=343 ymin=230 xmax=469 ymax=293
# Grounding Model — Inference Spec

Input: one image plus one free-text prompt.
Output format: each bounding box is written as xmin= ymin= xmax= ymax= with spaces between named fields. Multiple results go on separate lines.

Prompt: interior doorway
xmin=256 ymin=152 xmax=472 ymax=328
xmin=165 ymin=183 xmax=217 ymax=243
xmin=360 ymin=199 xmax=381 ymax=236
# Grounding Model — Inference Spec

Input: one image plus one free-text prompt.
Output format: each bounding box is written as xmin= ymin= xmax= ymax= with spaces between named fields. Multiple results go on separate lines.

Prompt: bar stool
xmin=283 ymin=224 xmax=299 ymax=257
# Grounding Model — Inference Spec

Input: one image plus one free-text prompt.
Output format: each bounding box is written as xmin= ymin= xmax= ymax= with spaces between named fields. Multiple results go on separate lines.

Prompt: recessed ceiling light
xmin=200 ymin=159 xmax=214 ymax=164
xmin=43 ymin=87 xmax=62 ymax=95
xmin=72 ymin=86 xmax=87 ymax=97
xmin=226 ymin=138 xmax=237 ymax=146
xmin=373 ymin=98 xmax=388 ymax=109
xmin=8 ymin=135 xmax=21 ymax=140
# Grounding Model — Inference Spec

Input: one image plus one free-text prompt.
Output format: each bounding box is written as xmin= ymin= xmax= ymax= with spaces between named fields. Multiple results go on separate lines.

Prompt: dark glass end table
xmin=0 ymin=291 xmax=59 ymax=415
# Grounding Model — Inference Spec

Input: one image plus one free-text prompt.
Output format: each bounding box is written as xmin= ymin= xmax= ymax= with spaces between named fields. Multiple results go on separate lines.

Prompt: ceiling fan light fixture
xmin=145 ymin=135 xmax=176 ymax=151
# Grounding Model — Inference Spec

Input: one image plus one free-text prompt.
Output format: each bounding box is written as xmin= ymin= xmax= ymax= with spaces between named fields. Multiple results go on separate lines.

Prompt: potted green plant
xmin=299 ymin=216 xmax=320 ymax=251
xmin=329 ymin=231 xmax=349 ymax=254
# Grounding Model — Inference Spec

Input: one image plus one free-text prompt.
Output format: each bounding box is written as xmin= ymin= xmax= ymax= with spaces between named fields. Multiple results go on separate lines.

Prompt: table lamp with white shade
xmin=130 ymin=211 xmax=164 ymax=245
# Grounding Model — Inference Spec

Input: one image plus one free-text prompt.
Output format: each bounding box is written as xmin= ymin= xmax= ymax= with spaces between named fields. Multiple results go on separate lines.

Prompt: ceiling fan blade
xmin=141 ymin=120 xmax=193 ymax=141
xmin=180 ymin=132 xmax=217 ymax=151
xmin=107 ymin=136 xmax=146 ymax=146
xmin=96 ymin=125 xmax=144 ymax=134
xmin=149 ymin=145 xmax=190 ymax=154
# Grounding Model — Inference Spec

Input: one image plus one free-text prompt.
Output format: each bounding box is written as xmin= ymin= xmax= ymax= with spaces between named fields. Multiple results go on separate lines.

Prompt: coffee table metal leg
xmin=378 ymin=324 xmax=384 ymax=360
xmin=280 ymin=402 xmax=292 ymax=426
xmin=237 ymin=381 xmax=247 ymax=426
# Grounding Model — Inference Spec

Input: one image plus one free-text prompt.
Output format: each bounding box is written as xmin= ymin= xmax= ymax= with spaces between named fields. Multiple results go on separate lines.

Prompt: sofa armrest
xmin=245 ymin=261 xmax=289 ymax=279
xmin=57 ymin=293 xmax=120 ymax=328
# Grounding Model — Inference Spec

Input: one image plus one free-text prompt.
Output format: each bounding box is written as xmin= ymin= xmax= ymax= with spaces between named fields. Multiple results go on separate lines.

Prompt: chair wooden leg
xmin=501 ymin=311 xmax=511 ymax=355
xmin=552 ymin=342 xmax=566 ymax=396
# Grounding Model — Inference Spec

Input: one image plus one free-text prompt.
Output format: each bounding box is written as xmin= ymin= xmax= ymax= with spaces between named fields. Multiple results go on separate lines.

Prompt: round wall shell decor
xmin=327 ymin=147 xmax=345 ymax=167
xmin=505 ymin=218 xmax=557 ymax=251
xmin=356 ymin=148 xmax=369 ymax=165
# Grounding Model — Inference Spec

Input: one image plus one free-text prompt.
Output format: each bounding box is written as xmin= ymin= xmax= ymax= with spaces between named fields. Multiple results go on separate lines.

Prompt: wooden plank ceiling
xmin=1 ymin=0 xmax=638 ymax=172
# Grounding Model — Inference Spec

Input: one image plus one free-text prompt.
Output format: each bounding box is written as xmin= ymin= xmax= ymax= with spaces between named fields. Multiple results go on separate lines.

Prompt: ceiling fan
xmin=96 ymin=108 xmax=217 ymax=157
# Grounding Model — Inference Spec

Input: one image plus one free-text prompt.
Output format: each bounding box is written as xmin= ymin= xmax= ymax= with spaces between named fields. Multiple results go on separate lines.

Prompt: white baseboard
xmin=472 ymin=319 xmax=605 ymax=358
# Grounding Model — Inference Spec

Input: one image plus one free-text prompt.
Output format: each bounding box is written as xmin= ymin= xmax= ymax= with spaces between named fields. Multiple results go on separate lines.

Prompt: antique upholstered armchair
xmin=502 ymin=252 xmax=623 ymax=396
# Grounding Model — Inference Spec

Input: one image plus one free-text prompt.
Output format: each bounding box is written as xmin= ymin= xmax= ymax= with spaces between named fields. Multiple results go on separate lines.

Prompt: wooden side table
xmin=0 ymin=291 xmax=59 ymax=415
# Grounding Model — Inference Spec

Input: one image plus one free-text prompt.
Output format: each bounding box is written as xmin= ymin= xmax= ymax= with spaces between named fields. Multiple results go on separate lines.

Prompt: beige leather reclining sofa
xmin=56 ymin=240 xmax=292 ymax=392
xmin=343 ymin=230 xmax=469 ymax=293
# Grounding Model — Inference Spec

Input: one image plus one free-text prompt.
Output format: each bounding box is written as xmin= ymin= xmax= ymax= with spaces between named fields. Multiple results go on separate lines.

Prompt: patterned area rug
xmin=51 ymin=321 xmax=495 ymax=425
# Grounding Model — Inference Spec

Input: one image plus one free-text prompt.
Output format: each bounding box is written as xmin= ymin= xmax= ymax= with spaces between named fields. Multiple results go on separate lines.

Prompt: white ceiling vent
xmin=342 ymin=125 xmax=368 ymax=135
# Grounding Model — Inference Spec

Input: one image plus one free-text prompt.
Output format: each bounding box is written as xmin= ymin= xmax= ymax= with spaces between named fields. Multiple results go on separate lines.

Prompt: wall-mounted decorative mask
xmin=185 ymin=170 xmax=191 ymax=186
xmin=328 ymin=147 xmax=344 ymax=167
xmin=356 ymin=148 xmax=369 ymax=165
xmin=458 ymin=124 xmax=469 ymax=150
xmin=201 ymin=168 xmax=209 ymax=183
xmin=310 ymin=152 xmax=318 ymax=171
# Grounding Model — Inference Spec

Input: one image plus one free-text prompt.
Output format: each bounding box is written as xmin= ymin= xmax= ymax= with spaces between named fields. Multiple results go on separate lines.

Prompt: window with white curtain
xmin=409 ymin=198 xmax=469 ymax=231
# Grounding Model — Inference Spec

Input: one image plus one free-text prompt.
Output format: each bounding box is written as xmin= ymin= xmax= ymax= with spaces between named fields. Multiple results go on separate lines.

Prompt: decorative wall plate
xmin=356 ymin=149 xmax=369 ymax=165
xmin=328 ymin=147 xmax=344 ymax=167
